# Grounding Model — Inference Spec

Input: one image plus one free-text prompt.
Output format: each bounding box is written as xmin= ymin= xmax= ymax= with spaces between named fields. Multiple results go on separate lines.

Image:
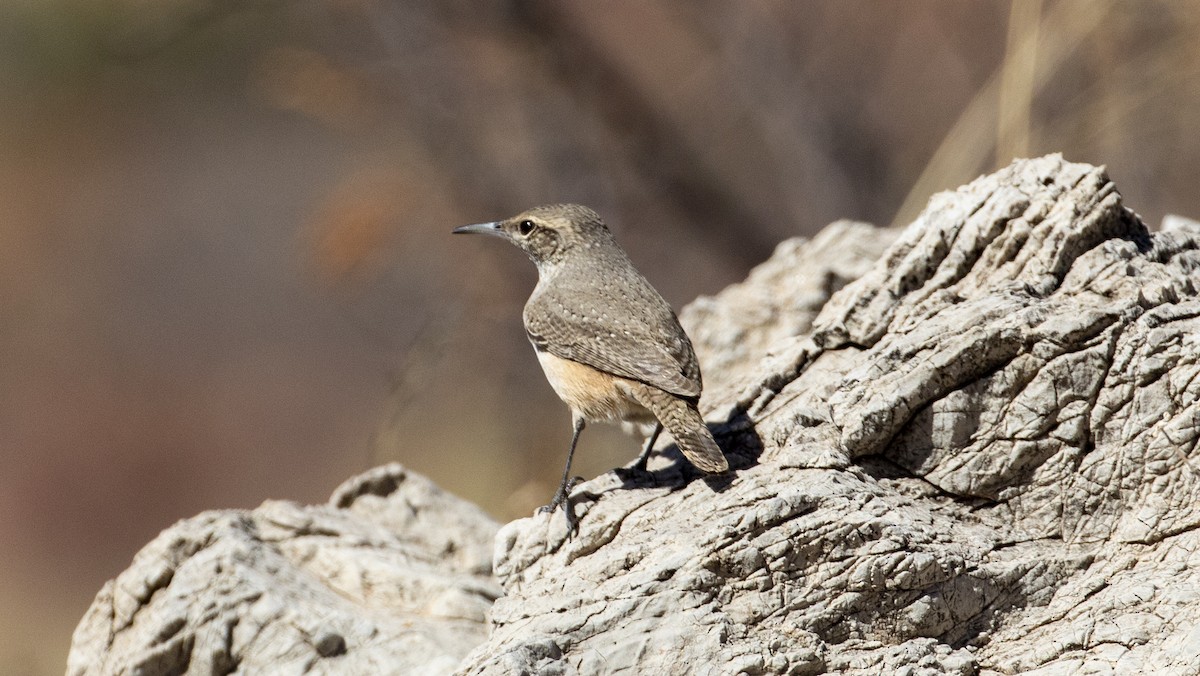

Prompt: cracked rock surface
xmin=67 ymin=465 xmax=501 ymax=675
xmin=70 ymin=156 xmax=1200 ymax=674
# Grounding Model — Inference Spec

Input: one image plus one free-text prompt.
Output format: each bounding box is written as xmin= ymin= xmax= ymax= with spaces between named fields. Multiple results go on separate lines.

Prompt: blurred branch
xmin=891 ymin=0 xmax=1113 ymax=228
xmin=514 ymin=0 xmax=785 ymax=267
xmin=367 ymin=309 xmax=461 ymax=469
xmin=997 ymin=0 xmax=1043 ymax=163
xmin=94 ymin=0 xmax=272 ymax=60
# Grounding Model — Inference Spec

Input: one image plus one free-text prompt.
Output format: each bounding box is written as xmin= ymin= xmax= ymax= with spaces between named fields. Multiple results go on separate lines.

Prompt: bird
xmin=454 ymin=204 xmax=728 ymax=531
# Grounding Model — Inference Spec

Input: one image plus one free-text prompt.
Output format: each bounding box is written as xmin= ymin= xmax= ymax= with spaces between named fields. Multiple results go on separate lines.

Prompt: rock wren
xmin=454 ymin=204 xmax=728 ymax=529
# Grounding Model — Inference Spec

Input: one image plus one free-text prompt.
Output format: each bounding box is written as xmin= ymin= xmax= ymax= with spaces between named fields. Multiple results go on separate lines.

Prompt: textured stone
xmin=68 ymin=465 xmax=500 ymax=675
xmin=70 ymin=156 xmax=1200 ymax=674
xmin=459 ymin=156 xmax=1200 ymax=674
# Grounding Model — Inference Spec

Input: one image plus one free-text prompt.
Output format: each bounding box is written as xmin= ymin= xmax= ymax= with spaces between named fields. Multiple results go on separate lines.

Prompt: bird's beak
xmin=452 ymin=221 xmax=504 ymax=237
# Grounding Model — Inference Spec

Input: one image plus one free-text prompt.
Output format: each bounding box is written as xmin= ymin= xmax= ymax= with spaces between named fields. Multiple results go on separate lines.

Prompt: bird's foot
xmin=537 ymin=477 xmax=583 ymax=535
xmin=616 ymin=454 xmax=656 ymax=483
xmin=538 ymin=476 xmax=582 ymax=513
xmin=631 ymin=453 xmax=652 ymax=474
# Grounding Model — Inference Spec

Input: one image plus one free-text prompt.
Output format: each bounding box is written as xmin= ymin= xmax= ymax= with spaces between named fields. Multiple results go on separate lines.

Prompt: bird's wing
xmin=524 ymin=284 xmax=701 ymax=399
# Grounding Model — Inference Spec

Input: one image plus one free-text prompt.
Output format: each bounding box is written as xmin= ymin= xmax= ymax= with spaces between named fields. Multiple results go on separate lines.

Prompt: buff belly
xmin=535 ymin=350 xmax=656 ymax=424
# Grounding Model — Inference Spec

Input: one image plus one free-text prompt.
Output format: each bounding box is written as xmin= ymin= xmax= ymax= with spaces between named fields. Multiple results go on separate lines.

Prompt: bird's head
xmin=453 ymin=203 xmax=614 ymax=268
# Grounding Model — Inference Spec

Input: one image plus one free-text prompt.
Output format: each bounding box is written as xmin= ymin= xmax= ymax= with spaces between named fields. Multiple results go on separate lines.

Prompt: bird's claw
xmin=540 ymin=477 xmax=583 ymax=511
xmin=538 ymin=477 xmax=584 ymax=534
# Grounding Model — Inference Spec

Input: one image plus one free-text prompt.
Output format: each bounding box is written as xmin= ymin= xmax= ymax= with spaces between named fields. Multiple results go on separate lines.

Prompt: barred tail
xmin=633 ymin=385 xmax=728 ymax=473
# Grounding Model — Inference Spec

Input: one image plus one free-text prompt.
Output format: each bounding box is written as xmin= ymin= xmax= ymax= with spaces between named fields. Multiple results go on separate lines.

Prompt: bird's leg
xmin=540 ymin=415 xmax=586 ymax=531
xmin=632 ymin=422 xmax=663 ymax=473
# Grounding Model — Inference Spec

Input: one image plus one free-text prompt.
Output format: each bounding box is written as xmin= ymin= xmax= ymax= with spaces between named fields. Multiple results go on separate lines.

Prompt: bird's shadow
xmin=612 ymin=410 xmax=762 ymax=495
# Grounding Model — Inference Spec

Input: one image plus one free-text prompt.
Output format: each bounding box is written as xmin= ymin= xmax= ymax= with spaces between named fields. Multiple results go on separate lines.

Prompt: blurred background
xmin=2 ymin=0 xmax=1199 ymax=671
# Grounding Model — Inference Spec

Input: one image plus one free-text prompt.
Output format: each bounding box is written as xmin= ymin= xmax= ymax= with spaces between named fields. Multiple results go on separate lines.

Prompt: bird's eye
xmin=517 ymin=220 xmax=535 ymax=236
